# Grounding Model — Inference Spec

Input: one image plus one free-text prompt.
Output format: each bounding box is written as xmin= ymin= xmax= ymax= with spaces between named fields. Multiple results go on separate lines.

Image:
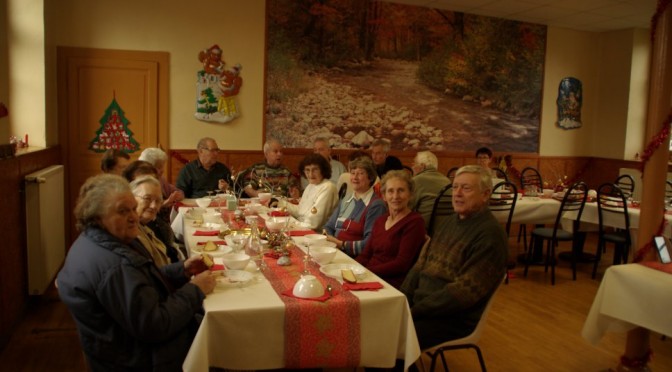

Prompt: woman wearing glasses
xmin=282 ymin=154 xmax=338 ymax=231
xmin=131 ymin=175 xmax=176 ymax=266
xmin=323 ymin=157 xmax=387 ymax=257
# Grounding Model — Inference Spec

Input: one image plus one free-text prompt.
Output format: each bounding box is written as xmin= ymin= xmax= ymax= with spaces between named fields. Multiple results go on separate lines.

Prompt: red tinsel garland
xmin=620 ymin=348 xmax=653 ymax=369
xmin=638 ymin=112 xmax=672 ymax=172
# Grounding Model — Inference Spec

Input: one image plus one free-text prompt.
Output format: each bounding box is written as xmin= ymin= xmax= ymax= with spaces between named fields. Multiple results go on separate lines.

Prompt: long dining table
xmin=178 ymin=204 xmax=421 ymax=371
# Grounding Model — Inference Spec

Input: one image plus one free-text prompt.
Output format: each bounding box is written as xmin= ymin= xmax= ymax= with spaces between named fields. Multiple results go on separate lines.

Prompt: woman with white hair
xmin=139 ymin=147 xmax=184 ymax=219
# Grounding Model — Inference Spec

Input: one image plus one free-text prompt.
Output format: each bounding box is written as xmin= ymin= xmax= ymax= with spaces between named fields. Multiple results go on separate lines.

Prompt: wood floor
xmin=0 ymin=232 xmax=670 ymax=371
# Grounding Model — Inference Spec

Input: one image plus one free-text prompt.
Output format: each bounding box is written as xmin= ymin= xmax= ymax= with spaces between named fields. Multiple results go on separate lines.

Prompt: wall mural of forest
xmin=265 ymin=0 xmax=547 ymax=153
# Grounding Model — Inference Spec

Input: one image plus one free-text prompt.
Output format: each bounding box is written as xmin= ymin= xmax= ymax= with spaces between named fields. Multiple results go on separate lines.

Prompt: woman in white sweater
xmin=283 ymin=153 xmax=338 ymax=231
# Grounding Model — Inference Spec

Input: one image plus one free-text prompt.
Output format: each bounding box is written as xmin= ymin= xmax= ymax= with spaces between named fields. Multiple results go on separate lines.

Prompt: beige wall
xmin=4 ymin=0 xmax=45 ymax=147
xmin=37 ymin=1 xmax=648 ymax=158
xmin=45 ymin=0 xmax=266 ymax=150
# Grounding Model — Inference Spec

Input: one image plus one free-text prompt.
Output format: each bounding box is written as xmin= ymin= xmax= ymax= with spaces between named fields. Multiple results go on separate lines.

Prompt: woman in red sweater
xmin=356 ymin=170 xmax=427 ymax=288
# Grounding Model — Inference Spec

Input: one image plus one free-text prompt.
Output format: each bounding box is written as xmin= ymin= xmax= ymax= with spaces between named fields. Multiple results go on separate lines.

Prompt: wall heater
xmin=25 ymin=165 xmax=66 ymax=295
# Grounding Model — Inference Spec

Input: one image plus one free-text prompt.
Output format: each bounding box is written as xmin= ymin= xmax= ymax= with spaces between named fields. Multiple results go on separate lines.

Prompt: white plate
xmin=191 ymin=243 xmax=232 ymax=257
xmin=218 ymin=270 xmax=254 ymax=285
xmin=319 ymin=263 xmax=367 ymax=281
xmin=201 ymin=222 xmax=223 ymax=231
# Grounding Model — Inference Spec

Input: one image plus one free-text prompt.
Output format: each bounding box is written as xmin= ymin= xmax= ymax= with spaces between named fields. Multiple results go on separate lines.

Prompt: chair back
xmin=596 ymin=183 xmax=631 ymax=243
xmin=614 ymin=174 xmax=635 ymax=198
xmin=665 ymin=181 xmax=672 ymax=204
xmin=520 ymin=166 xmax=543 ymax=196
xmin=468 ymin=274 xmax=506 ymax=343
xmin=492 ymin=168 xmax=509 ymax=183
xmin=446 ymin=166 xmax=458 ymax=181
xmin=552 ymin=181 xmax=588 ymax=240
xmin=338 ymin=182 xmax=348 ymax=200
xmin=427 ymin=183 xmax=453 ymax=237
xmin=490 ymin=181 xmax=518 ymax=237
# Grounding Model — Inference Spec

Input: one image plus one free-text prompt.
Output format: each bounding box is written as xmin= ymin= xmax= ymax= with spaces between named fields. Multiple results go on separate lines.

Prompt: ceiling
xmin=387 ymin=0 xmax=657 ymax=32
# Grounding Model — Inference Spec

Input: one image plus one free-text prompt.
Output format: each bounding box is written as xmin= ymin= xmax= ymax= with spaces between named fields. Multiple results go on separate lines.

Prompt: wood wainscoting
xmin=167 ymin=148 xmax=645 ymax=191
xmin=0 ymin=146 xmax=62 ymax=350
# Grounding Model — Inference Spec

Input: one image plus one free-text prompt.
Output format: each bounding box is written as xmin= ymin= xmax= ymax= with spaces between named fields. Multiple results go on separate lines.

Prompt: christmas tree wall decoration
xmin=89 ymin=96 xmax=140 ymax=153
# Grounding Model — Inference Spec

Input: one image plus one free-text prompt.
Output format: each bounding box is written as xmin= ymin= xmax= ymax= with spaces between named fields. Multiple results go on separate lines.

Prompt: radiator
xmin=25 ymin=165 xmax=65 ymax=295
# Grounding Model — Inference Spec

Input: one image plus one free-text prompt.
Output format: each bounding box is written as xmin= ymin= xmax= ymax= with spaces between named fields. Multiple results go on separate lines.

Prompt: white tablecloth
xmin=582 ymin=264 xmax=672 ymax=344
xmin=181 ymin=208 xmax=421 ymax=371
xmin=491 ymin=196 xmax=561 ymax=225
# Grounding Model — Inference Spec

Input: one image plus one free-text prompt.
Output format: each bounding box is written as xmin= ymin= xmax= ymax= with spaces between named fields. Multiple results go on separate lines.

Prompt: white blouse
xmin=286 ymin=179 xmax=338 ymax=231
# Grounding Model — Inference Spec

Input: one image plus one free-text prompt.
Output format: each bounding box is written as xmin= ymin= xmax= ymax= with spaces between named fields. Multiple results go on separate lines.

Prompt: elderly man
xmin=301 ymin=137 xmax=346 ymax=189
xmin=176 ymin=137 xmax=232 ymax=198
xmin=400 ymin=165 xmax=507 ymax=350
xmin=370 ymin=138 xmax=403 ymax=177
xmin=411 ymin=151 xmax=450 ymax=228
xmin=238 ymin=139 xmax=300 ymax=198
xmin=100 ymin=149 xmax=130 ymax=175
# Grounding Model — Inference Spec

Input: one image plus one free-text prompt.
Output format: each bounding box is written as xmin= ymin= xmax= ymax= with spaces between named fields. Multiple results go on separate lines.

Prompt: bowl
xmin=224 ymin=234 xmax=247 ymax=252
xmin=266 ymin=217 xmax=289 ymax=232
xmin=258 ymin=192 xmax=272 ymax=204
xmin=310 ymin=246 xmax=337 ymax=265
xmin=221 ymin=253 xmax=251 ymax=270
xmin=304 ymin=234 xmax=327 ymax=245
xmin=203 ymin=211 xmax=222 ymax=223
xmin=292 ymin=275 xmax=325 ymax=298
xmin=195 ymin=197 xmax=211 ymax=209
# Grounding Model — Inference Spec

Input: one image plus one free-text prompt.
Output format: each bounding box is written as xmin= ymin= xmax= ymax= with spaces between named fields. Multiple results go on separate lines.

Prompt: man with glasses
xmin=176 ymin=137 xmax=232 ymax=198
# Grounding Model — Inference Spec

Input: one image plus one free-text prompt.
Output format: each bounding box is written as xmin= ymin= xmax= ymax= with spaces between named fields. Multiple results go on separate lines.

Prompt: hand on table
xmin=191 ymin=270 xmax=217 ymax=295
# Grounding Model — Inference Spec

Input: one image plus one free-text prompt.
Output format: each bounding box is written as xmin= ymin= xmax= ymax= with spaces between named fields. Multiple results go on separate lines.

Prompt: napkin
xmin=288 ymin=230 xmax=316 ymax=237
xmin=281 ymin=288 xmax=333 ymax=302
xmin=194 ymin=230 xmax=220 ymax=236
xmin=268 ymin=210 xmax=290 ymax=217
xmin=342 ymin=282 xmax=384 ymax=291
xmin=211 ymin=264 xmax=226 ymax=271
xmin=197 ymin=240 xmax=226 ymax=245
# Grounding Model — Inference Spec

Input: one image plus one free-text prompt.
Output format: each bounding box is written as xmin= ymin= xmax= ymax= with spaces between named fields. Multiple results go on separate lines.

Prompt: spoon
xmin=326 ymin=284 xmax=333 ymax=298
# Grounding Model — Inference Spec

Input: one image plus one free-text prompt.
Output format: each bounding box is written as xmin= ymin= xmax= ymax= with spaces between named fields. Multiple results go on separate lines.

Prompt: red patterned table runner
xmin=262 ymin=245 xmax=361 ymax=369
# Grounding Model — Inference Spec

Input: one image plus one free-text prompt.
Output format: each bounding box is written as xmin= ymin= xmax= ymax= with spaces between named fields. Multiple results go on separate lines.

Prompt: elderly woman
xmin=282 ymin=153 xmax=338 ymax=231
xmin=131 ymin=175 xmax=174 ymax=266
xmin=356 ymin=170 xmax=426 ymax=288
xmin=123 ymin=164 xmax=181 ymax=262
xmin=323 ymin=157 xmax=387 ymax=257
xmin=139 ymin=147 xmax=185 ymax=215
xmin=57 ymin=174 xmax=216 ymax=371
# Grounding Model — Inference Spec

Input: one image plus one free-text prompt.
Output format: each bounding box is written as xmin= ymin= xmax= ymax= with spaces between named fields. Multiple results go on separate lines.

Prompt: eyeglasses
xmin=134 ymin=194 xmax=163 ymax=205
xmin=201 ymin=147 xmax=220 ymax=153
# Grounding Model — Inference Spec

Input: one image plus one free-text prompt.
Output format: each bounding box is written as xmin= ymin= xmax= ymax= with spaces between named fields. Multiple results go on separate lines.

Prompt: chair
xmin=427 ymin=183 xmax=453 ymax=238
xmin=592 ymin=183 xmax=631 ymax=279
xmin=421 ymin=274 xmax=506 ymax=372
xmin=524 ymin=182 xmax=588 ymax=285
xmin=446 ymin=166 xmax=459 ymax=180
xmin=665 ymin=181 xmax=672 ymax=205
xmin=337 ymin=182 xmax=348 ymax=200
xmin=491 ymin=167 xmax=509 ymax=183
xmin=614 ymin=174 xmax=635 ymax=198
xmin=490 ymin=181 xmax=518 ymax=284
xmin=518 ymin=167 xmax=544 ymax=252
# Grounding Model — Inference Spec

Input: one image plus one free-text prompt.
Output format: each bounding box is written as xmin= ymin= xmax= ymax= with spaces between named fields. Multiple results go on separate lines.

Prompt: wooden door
xmin=57 ymin=47 xmax=169 ymax=244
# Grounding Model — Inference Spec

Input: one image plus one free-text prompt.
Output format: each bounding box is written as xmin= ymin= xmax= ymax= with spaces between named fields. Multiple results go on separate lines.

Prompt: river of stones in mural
xmin=266 ymin=59 xmax=539 ymax=152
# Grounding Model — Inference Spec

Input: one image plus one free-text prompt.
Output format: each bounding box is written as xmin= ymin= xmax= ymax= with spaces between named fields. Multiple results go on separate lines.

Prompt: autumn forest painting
xmin=265 ymin=0 xmax=547 ymax=153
